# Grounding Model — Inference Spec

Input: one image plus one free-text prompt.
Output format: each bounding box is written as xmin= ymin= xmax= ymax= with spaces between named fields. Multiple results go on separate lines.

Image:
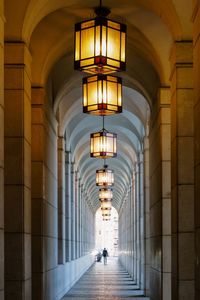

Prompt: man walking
xmin=102 ymin=248 xmax=108 ymax=265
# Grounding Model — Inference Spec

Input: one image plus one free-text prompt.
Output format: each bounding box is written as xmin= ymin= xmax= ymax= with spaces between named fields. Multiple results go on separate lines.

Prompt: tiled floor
xmin=62 ymin=257 xmax=149 ymax=300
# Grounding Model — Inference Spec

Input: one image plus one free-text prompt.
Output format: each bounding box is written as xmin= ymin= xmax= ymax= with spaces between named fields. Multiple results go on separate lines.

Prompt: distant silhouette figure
xmin=102 ymin=248 xmax=108 ymax=265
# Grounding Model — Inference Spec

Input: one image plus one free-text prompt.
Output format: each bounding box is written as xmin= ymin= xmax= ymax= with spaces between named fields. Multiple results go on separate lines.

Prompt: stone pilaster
xmin=0 ymin=2 xmax=4 ymax=298
xmin=170 ymin=41 xmax=194 ymax=300
xmin=149 ymin=86 xmax=171 ymax=300
xmin=31 ymin=87 xmax=58 ymax=299
xmin=192 ymin=2 xmax=200 ymax=299
xmin=4 ymin=42 xmax=32 ymax=299
xmin=144 ymin=137 xmax=150 ymax=296
xmin=71 ymin=162 xmax=75 ymax=260
xmin=159 ymin=88 xmax=172 ymax=300
xmin=65 ymin=151 xmax=71 ymax=262
xmin=58 ymin=136 xmax=66 ymax=264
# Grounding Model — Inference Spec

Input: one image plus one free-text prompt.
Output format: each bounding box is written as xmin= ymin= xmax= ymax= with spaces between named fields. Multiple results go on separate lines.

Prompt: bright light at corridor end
xmin=74 ymin=15 xmax=126 ymax=74
xmin=83 ymin=75 xmax=122 ymax=116
xmin=90 ymin=129 xmax=117 ymax=158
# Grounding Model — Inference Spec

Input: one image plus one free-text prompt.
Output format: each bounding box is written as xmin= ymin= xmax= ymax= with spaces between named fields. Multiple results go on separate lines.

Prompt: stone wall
xmin=193 ymin=2 xmax=200 ymax=299
xmin=0 ymin=0 xmax=3 ymax=298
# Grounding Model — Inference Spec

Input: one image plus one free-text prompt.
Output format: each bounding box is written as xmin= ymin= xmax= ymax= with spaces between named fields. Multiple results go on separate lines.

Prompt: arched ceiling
xmin=56 ymin=81 xmax=149 ymax=211
xmin=4 ymin=0 xmax=193 ymax=212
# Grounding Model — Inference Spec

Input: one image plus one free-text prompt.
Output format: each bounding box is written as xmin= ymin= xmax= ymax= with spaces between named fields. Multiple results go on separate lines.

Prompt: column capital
xmin=158 ymin=87 xmax=171 ymax=106
xmin=58 ymin=136 xmax=65 ymax=151
xmin=170 ymin=41 xmax=193 ymax=66
xmin=5 ymin=42 xmax=32 ymax=79
xmin=31 ymin=87 xmax=46 ymax=105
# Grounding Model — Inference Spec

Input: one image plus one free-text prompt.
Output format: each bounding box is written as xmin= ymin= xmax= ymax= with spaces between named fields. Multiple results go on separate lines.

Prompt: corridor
xmin=62 ymin=258 xmax=149 ymax=300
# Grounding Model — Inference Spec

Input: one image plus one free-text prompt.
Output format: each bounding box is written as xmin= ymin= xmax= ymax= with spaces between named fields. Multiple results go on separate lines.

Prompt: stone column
xmin=71 ymin=162 xmax=75 ymax=260
xmin=193 ymin=2 xmax=200 ymax=299
xmin=78 ymin=179 xmax=82 ymax=258
xmin=144 ymin=137 xmax=150 ymax=296
xmin=75 ymin=170 xmax=79 ymax=259
xmin=135 ymin=162 xmax=140 ymax=286
xmin=0 ymin=2 xmax=4 ymax=298
xmin=170 ymin=41 xmax=194 ymax=300
xmin=4 ymin=42 xmax=32 ymax=299
xmin=158 ymin=88 xmax=172 ymax=300
xmin=133 ymin=175 xmax=137 ymax=282
xmin=31 ymin=87 xmax=58 ymax=299
xmin=57 ymin=137 xmax=66 ymax=264
xmin=65 ymin=151 xmax=71 ymax=262
xmin=139 ymin=152 xmax=145 ymax=290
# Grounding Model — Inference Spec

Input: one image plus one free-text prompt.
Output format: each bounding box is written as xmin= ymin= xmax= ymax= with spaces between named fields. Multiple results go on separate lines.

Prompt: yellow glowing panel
xmin=75 ymin=31 xmax=80 ymax=61
xmin=107 ymin=81 xmax=117 ymax=105
xmin=103 ymin=80 xmax=107 ymax=103
xmin=88 ymin=82 xmax=98 ymax=105
xmin=108 ymin=76 xmax=117 ymax=82
xmin=95 ymin=26 xmax=101 ymax=56
xmin=118 ymin=84 xmax=122 ymax=105
xmin=80 ymin=58 xmax=94 ymax=67
xmin=88 ymin=105 xmax=98 ymax=111
xmin=98 ymin=81 xmax=102 ymax=104
xmin=83 ymin=84 xmax=87 ymax=106
xmin=107 ymin=28 xmax=120 ymax=60
xmin=81 ymin=28 xmax=94 ymax=59
xmin=108 ymin=21 xmax=120 ymax=30
xmin=81 ymin=20 xmax=95 ymax=29
xmin=102 ymin=26 xmax=107 ymax=56
xmin=93 ymin=136 xmax=100 ymax=152
xmin=107 ymin=59 xmax=120 ymax=68
xmin=121 ymin=32 xmax=126 ymax=62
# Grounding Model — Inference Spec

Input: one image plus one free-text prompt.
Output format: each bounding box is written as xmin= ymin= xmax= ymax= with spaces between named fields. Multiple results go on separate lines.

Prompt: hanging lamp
xmin=83 ymin=74 xmax=122 ymax=115
xmin=96 ymin=164 xmax=114 ymax=186
xmin=90 ymin=128 xmax=117 ymax=159
xmin=100 ymin=199 xmax=112 ymax=210
xmin=99 ymin=188 xmax=113 ymax=200
xmin=74 ymin=0 xmax=126 ymax=74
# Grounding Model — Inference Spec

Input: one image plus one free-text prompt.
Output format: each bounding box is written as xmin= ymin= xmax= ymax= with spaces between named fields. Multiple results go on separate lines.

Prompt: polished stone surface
xmin=62 ymin=257 xmax=149 ymax=300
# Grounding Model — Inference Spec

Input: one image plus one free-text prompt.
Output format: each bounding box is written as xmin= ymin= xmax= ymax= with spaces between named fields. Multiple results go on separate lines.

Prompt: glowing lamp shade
xmin=99 ymin=188 xmax=113 ymax=200
xmin=96 ymin=165 xmax=114 ymax=186
xmin=74 ymin=17 xmax=126 ymax=74
xmin=90 ymin=129 xmax=117 ymax=159
xmin=103 ymin=216 xmax=110 ymax=221
xmin=100 ymin=199 xmax=112 ymax=210
xmin=83 ymin=75 xmax=122 ymax=115
xmin=102 ymin=211 xmax=111 ymax=217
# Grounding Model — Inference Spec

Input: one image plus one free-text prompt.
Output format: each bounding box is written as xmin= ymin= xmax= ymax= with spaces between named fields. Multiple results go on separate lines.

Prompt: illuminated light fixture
xmin=100 ymin=199 xmax=112 ymax=210
xmin=74 ymin=2 xmax=126 ymax=74
xmin=83 ymin=75 xmax=122 ymax=116
xmin=90 ymin=129 xmax=117 ymax=159
xmin=102 ymin=211 xmax=111 ymax=217
xmin=103 ymin=216 xmax=110 ymax=221
xmin=96 ymin=165 xmax=114 ymax=186
xmin=99 ymin=188 xmax=113 ymax=200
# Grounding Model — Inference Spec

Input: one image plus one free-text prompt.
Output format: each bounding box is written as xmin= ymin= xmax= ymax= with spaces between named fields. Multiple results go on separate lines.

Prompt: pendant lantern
xmin=90 ymin=129 xmax=117 ymax=159
xmin=99 ymin=188 xmax=113 ymax=200
xmin=96 ymin=165 xmax=114 ymax=186
xmin=74 ymin=5 xmax=126 ymax=74
xmin=83 ymin=75 xmax=122 ymax=115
